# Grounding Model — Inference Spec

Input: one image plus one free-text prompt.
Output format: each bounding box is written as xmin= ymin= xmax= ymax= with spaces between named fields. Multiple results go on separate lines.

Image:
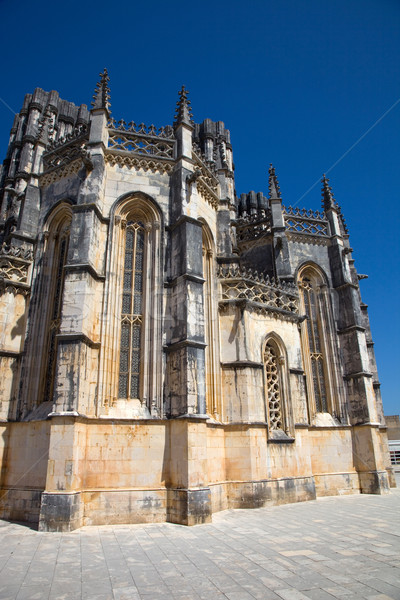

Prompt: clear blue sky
xmin=0 ymin=0 xmax=399 ymax=416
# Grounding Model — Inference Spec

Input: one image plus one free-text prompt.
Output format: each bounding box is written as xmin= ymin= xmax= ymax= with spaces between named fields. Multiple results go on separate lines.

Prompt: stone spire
xmin=173 ymin=86 xmax=194 ymax=128
xmin=321 ymin=174 xmax=336 ymax=210
xmin=268 ymin=164 xmax=282 ymax=200
xmin=91 ymin=68 xmax=111 ymax=113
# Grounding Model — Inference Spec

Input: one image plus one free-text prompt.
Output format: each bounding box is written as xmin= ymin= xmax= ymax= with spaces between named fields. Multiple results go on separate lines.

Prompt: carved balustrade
xmin=218 ymin=265 xmax=299 ymax=315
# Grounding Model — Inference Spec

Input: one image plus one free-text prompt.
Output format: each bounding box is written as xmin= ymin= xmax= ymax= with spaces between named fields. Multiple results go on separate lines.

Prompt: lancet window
xmin=263 ymin=336 xmax=291 ymax=435
xmin=43 ymin=221 xmax=70 ymax=402
xmin=298 ymin=265 xmax=341 ymax=417
xmin=99 ymin=194 xmax=162 ymax=417
xmin=264 ymin=341 xmax=284 ymax=430
xmin=202 ymin=223 xmax=220 ymax=420
xmin=18 ymin=203 xmax=73 ymax=415
xmin=118 ymin=221 xmax=145 ymax=399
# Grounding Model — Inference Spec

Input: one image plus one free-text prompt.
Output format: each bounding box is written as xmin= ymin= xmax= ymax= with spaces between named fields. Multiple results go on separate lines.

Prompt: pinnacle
xmin=321 ymin=174 xmax=335 ymax=210
xmin=173 ymin=85 xmax=194 ymax=127
xmin=268 ymin=164 xmax=282 ymax=200
xmin=91 ymin=68 xmax=111 ymax=113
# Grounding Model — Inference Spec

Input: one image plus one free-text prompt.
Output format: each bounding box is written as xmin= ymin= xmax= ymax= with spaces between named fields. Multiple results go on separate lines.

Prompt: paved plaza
xmin=0 ymin=478 xmax=399 ymax=600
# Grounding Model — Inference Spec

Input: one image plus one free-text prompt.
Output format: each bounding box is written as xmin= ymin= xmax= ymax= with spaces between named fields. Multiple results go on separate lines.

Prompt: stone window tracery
xmin=98 ymin=195 xmax=162 ymax=418
xmin=298 ymin=265 xmax=343 ymax=419
xmin=264 ymin=341 xmax=284 ymax=431
xmin=118 ymin=221 xmax=145 ymax=400
xmin=19 ymin=203 xmax=73 ymax=415
xmin=300 ymin=275 xmax=328 ymax=412
xmin=43 ymin=222 xmax=70 ymax=402
xmin=202 ymin=224 xmax=220 ymax=420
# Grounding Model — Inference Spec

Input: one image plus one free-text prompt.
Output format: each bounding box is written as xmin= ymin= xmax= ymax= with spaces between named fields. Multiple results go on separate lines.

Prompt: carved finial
xmin=321 ymin=174 xmax=336 ymax=210
xmin=268 ymin=164 xmax=282 ymax=200
xmin=91 ymin=68 xmax=111 ymax=113
xmin=174 ymin=85 xmax=194 ymax=127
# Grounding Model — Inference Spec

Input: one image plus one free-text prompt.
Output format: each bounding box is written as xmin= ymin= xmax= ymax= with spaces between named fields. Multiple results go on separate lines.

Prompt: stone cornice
xmin=221 ymin=360 xmax=264 ymax=369
xmin=337 ymin=325 xmax=366 ymax=335
xmin=64 ymin=263 xmax=105 ymax=281
xmin=164 ymin=340 xmax=206 ymax=353
xmin=72 ymin=203 xmax=109 ymax=224
xmin=56 ymin=333 xmax=100 ymax=349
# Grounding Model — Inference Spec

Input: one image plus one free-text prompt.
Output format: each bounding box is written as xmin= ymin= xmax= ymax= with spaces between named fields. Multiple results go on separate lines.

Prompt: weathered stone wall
xmin=0 ymin=421 xmax=50 ymax=522
xmin=386 ymin=415 xmax=400 ymax=440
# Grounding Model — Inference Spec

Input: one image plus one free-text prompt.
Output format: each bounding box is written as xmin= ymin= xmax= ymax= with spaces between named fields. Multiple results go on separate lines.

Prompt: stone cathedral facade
xmin=0 ymin=71 xmax=395 ymax=531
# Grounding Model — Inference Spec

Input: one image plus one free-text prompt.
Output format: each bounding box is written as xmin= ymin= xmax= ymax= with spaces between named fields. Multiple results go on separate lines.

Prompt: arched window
xmin=118 ymin=221 xmax=145 ymax=400
xmin=298 ymin=265 xmax=342 ymax=418
xmin=202 ymin=223 xmax=220 ymax=419
xmin=19 ymin=203 xmax=72 ymax=414
xmin=42 ymin=219 xmax=70 ymax=402
xmin=263 ymin=335 xmax=291 ymax=436
xmin=99 ymin=194 xmax=162 ymax=418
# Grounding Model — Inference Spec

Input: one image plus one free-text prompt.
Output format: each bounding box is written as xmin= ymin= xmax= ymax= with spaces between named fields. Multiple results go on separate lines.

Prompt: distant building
xmin=386 ymin=415 xmax=400 ymax=472
xmin=0 ymin=70 xmax=395 ymax=531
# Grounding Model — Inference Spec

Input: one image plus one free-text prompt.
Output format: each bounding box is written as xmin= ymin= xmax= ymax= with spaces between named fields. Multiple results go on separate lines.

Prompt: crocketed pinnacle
xmin=268 ymin=164 xmax=282 ymax=200
xmin=173 ymin=85 xmax=194 ymax=127
xmin=321 ymin=174 xmax=336 ymax=210
xmin=91 ymin=68 xmax=111 ymax=113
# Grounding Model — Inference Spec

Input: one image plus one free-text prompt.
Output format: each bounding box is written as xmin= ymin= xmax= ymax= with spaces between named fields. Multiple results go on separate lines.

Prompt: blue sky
xmin=0 ymin=0 xmax=399 ymax=415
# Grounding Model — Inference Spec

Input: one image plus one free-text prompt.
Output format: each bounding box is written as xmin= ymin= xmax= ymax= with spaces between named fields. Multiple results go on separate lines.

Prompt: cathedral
xmin=0 ymin=70 xmax=395 ymax=531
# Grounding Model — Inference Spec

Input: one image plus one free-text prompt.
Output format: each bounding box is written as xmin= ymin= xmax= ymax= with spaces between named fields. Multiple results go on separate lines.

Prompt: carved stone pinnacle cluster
xmin=268 ymin=164 xmax=282 ymax=200
xmin=91 ymin=68 xmax=111 ymax=113
xmin=321 ymin=174 xmax=336 ymax=210
xmin=174 ymin=85 xmax=194 ymax=127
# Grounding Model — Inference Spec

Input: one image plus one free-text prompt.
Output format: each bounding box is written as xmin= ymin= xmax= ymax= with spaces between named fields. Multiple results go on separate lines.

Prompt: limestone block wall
xmin=0 ymin=357 xmax=20 ymax=421
xmin=222 ymin=367 xmax=266 ymax=422
xmin=104 ymin=167 xmax=171 ymax=222
xmin=0 ymin=421 xmax=50 ymax=521
xmin=54 ymin=342 xmax=100 ymax=415
xmin=0 ymin=291 xmax=27 ymax=419
xmin=297 ymin=426 xmax=360 ymax=495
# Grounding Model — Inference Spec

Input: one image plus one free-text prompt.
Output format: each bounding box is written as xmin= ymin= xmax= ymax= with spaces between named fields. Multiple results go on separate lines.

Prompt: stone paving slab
xmin=0 ymin=480 xmax=399 ymax=600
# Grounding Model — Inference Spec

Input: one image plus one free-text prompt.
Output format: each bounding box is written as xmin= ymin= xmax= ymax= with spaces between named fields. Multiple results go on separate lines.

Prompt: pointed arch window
xmin=300 ymin=274 xmax=327 ymax=412
xmin=19 ymin=203 xmax=73 ymax=415
xmin=263 ymin=336 xmax=292 ymax=437
xmin=202 ymin=223 xmax=221 ymax=420
xmin=298 ymin=265 xmax=343 ymax=418
xmin=43 ymin=221 xmax=70 ymax=402
xmin=264 ymin=341 xmax=284 ymax=431
xmin=99 ymin=195 xmax=162 ymax=418
xmin=118 ymin=221 xmax=145 ymax=400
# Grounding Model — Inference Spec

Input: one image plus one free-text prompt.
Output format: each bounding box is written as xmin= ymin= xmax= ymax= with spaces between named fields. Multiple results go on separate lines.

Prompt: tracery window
xmin=264 ymin=341 xmax=284 ymax=431
xmin=202 ymin=224 xmax=220 ymax=419
xmin=118 ymin=221 xmax=145 ymax=399
xmin=298 ymin=266 xmax=338 ymax=416
xmin=19 ymin=203 xmax=73 ymax=415
xmin=99 ymin=194 xmax=162 ymax=418
xmin=43 ymin=221 xmax=70 ymax=402
xmin=263 ymin=335 xmax=292 ymax=436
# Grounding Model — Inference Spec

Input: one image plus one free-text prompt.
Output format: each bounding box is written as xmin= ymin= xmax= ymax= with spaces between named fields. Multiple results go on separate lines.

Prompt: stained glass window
xmin=118 ymin=221 xmax=145 ymax=399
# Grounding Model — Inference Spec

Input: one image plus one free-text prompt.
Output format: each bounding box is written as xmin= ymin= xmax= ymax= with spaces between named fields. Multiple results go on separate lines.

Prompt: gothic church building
xmin=0 ymin=71 xmax=394 ymax=530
